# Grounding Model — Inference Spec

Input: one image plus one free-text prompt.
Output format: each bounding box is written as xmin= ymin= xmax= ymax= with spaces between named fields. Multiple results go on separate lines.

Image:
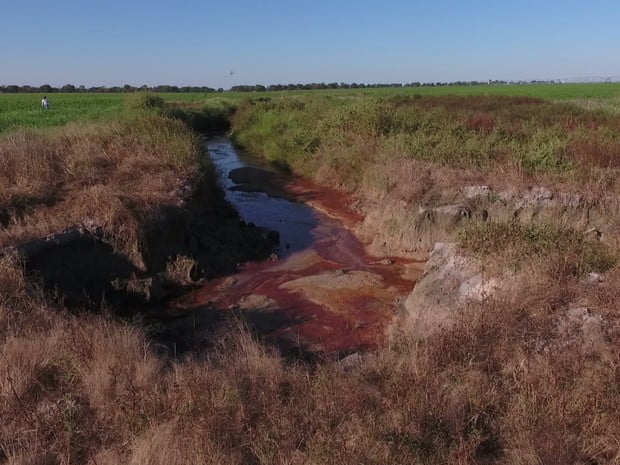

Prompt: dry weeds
xmin=0 ymin=113 xmax=202 ymax=261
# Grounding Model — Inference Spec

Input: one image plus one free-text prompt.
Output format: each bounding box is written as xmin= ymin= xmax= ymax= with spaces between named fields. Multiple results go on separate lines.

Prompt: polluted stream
xmin=171 ymin=137 xmax=423 ymax=356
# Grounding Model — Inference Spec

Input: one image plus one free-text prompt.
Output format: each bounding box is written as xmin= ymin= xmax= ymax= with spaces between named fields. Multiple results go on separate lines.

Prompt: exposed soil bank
xmin=170 ymin=138 xmax=424 ymax=356
xmin=4 ymin=170 xmax=277 ymax=313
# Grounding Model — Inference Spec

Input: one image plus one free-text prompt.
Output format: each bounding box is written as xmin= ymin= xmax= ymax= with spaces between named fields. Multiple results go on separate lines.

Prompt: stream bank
xmin=168 ymin=138 xmax=425 ymax=356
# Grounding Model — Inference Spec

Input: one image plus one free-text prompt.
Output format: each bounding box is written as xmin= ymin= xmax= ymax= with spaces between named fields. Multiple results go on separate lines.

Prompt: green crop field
xmin=1 ymin=82 xmax=620 ymax=133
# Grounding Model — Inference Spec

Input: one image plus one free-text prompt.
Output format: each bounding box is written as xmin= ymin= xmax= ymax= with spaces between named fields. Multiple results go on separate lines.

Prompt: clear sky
xmin=2 ymin=0 xmax=619 ymax=88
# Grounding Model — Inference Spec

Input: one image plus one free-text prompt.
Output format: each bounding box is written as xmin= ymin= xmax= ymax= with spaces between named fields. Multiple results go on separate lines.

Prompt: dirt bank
xmin=1 ymin=160 xmax=276 ymax=317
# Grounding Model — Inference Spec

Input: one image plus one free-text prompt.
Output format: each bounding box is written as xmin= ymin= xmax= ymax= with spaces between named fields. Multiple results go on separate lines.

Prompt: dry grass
xmin=0 ymin=113 xmax=202 ymax=261
xmin=458 ymin=222 xmax=617 ymax=275
xmin=1 ymin=250 xmax=620 ymax=464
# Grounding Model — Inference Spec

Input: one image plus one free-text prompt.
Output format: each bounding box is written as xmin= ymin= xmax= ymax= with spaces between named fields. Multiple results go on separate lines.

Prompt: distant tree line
xmin=226 ymin=79 xmax=564 ymax=92
xmin=0 ymin=84 xmax=222 ymax=93
xmin=0 ymin=80 xmax=566 ymax=94
xmin=230 ymin=82 xmax=406 ymax=92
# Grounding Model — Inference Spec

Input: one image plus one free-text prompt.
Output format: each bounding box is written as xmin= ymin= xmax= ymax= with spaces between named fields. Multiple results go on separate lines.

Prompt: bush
xmin=124 ymin=92 xmax=166 ymax=111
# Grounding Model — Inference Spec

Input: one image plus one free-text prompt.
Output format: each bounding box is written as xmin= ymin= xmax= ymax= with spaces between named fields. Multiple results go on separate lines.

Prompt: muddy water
xmin=172 ymin=137 xmax=423 ymax=355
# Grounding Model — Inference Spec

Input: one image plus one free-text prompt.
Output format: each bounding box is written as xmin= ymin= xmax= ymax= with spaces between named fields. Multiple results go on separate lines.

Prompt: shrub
xmin=124 ymin=92 xmax=166 ymax=111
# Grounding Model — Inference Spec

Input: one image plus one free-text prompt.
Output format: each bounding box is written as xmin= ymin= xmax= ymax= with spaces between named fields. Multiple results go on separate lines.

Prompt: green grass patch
xmin=2 ymin=82 xmax=620 ymax=134
xmin=231 ymin=94 xmax=620 ymax=184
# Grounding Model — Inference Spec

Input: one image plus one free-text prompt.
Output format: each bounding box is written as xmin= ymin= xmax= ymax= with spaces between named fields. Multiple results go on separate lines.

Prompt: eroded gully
xmin=171 ymin=137 xmax=424 ymax=355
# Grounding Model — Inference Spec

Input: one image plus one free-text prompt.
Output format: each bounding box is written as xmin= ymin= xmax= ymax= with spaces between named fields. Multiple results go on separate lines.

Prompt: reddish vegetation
xmin=567 ymin=137 xmax=620 ymax=168
xmin=465 ymin=113 xmax=497 ymax=134
xmin=389 ymin=95 xmax=546 ymax=112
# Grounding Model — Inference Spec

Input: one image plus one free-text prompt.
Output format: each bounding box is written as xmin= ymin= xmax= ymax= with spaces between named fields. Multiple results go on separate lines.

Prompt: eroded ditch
xmin=170 ymin=137 xmax=424 ymax=356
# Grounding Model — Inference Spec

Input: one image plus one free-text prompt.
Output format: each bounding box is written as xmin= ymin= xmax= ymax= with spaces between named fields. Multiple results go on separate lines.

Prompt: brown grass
xmin=0 ymin=113 xmax=202 ymax=261
xmin=2 ymin=249 xmax=620 ymax=464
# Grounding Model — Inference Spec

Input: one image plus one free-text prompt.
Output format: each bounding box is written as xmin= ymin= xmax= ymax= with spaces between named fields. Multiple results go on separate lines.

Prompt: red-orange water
xmin=170 ymin=138 xmax=423 ymax=355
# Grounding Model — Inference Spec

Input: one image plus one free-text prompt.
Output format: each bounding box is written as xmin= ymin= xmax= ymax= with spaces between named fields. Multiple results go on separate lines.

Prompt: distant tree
xmin=39 ymin=84 xmax=54 ymax=93
xmin=60 ymin=84 xmax=76 ymax=92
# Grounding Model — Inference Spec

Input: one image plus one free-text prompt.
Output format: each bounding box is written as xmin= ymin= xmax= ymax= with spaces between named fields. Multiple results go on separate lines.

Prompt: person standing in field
xmin=41 ymin=96 xmax=49 ymax=110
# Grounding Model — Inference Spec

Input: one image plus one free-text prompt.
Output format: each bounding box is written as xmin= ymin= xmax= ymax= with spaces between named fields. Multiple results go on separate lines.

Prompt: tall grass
xmin=232 ymin=95 xmax=620 ymax=197
xmin=0 ymin=99 xmax=204 ymax=261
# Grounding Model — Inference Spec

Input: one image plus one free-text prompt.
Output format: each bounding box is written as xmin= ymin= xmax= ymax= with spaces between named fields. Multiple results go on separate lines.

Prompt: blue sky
xmin=2 ymin=0 xmax=619 ymax=87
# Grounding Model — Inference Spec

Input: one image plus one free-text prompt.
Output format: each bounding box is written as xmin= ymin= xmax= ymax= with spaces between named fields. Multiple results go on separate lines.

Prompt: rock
xmin=237 ymin=294 xmax=279 ymax=312
xmin=339 ymin=352 xmax=362 ymax=370
xmin=566 ymin=306 xmax=601 ymax=322
xmin=405 ymin=242 xmax=499 ymax=338
xmin=526 ymin=186 xmax=553 ymax=204
xmin=458 ymin=273 xmax=500 ymax=301
xmin=217 ymin=276 xmax=238 ymax=292
xmin=463 ymin=185 xmax=491 ymax=199
xmin=280 ymin=269 xmax=395 ymax=316
xmin=358 ymin=200 xmax=473 ymax=260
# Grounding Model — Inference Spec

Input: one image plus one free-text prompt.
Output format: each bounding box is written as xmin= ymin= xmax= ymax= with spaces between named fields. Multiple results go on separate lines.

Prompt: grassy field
xmin=2 ymin=82 xmax=620 ymax=133
xmin=231 ymin=94 xmax=620 ymax=195
xmin=3 ymin=88 xmax=620 ymax=463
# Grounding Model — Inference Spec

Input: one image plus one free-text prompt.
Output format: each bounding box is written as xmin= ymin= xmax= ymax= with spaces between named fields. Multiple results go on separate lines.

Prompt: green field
xmin=2 ymin=82 xmax=620 ymax=133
